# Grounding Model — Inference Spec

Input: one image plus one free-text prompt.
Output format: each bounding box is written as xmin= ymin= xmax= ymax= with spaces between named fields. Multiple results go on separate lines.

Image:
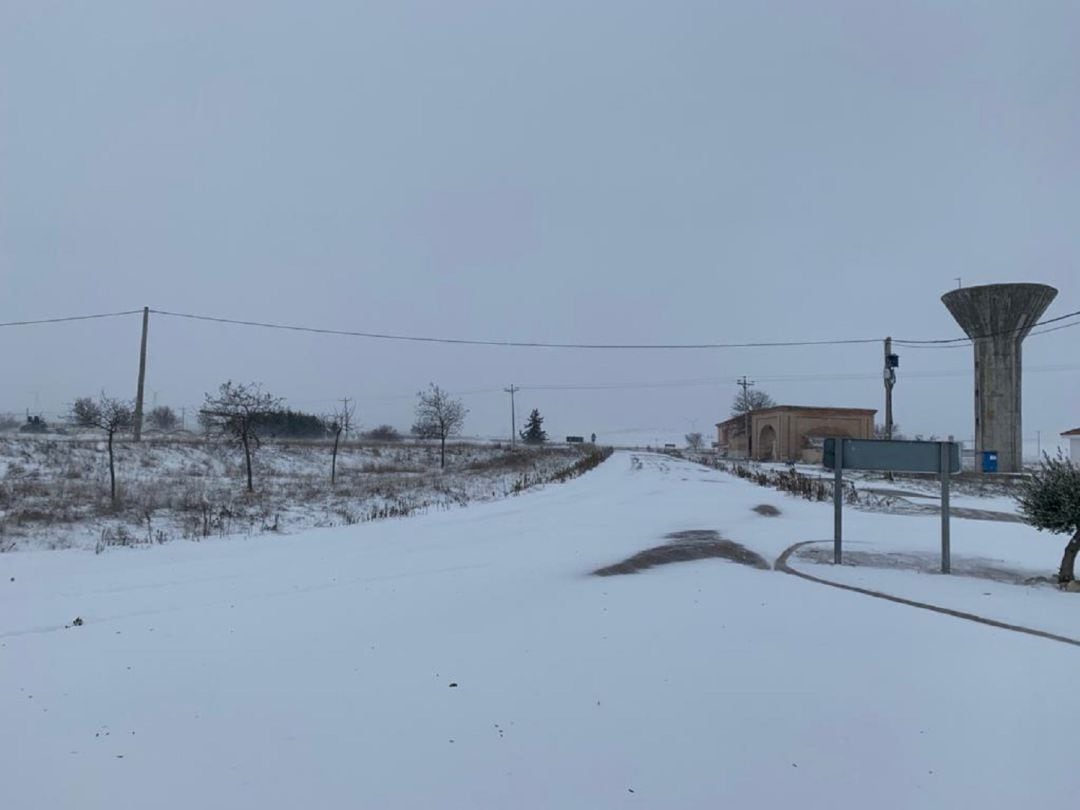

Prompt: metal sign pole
xmin=834 ymin=439 xmax=844 ymax=564
xmin=940 ymin=441 xmax=951 ymax=574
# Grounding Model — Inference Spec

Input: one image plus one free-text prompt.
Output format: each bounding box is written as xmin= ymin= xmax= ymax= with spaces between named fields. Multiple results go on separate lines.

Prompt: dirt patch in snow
xmin=752 ymin=504 xmax=781 ymax=516
xmin=593 ymin=530 xmax=769 ymax=576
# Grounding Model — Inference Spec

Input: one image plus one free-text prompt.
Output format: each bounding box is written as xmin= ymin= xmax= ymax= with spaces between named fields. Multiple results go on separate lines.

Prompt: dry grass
xmin=0 ymin=436 xmax=605 ymax=551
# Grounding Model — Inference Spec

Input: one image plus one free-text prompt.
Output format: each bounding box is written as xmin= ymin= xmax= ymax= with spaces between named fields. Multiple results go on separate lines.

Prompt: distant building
xmin=1062 ymin=428 xmax=1080 ymax=463
xmin=716 ymin=405 xmax=876 ymax=463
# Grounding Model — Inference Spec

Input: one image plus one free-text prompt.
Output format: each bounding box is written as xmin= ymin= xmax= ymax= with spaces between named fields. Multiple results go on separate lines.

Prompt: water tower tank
xmin=941 ymin=283 xmax=1057 ymax=473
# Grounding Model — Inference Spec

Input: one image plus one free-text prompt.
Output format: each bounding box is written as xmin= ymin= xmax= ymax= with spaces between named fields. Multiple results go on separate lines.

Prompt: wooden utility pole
xmin=737 ymin=375 xmax=754 ymax=459
xmin=133 ymin=306 xmax=150 ymax=442
xmin=504 ymin=385 xmax=518 ymax=449
xmin=884 ymin=336 xmax=895 ymax=440
xmin=341 ymin=396 xmax=353 ymax=439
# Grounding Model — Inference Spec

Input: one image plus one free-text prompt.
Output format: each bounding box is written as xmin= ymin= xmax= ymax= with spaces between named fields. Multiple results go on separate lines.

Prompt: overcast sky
xmin=2 ymin=1 xmax=1077 ymax=449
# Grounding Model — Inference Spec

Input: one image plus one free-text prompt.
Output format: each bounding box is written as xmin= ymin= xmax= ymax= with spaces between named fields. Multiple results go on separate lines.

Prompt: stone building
xmin=1063 ymin=428 xmax=1080 ymax=463
xmin=715 ymin=405 xmax=876 ymax=463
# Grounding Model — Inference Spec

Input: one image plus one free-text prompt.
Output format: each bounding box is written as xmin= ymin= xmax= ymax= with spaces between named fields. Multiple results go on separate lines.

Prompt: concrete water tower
xmin=941 ymin=283 xmax=1057 ymax=473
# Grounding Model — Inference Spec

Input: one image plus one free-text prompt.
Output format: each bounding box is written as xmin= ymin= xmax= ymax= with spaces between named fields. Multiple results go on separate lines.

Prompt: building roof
xmin=1062 ymin=427 xmax=1080 ymax=437
xmin=716 ymin=405 xmax=876 ymax=429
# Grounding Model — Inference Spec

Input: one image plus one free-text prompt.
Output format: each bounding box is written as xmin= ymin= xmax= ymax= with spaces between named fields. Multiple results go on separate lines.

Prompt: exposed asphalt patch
xmin=753 ymin=504 xmax=781 ymax=517
xmin=776 ymin=541 xmax=1080 ymax=648
xmin=793 ymin=546 xmax=1050 ymax=586
xmin=861 ymin=487 xmax=939 ymax=501
xmin=593 ymin=530 xmax=769 ymax=576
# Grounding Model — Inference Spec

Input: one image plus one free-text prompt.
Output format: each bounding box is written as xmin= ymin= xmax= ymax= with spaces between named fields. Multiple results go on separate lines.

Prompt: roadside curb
xmin=775 ymin=540 xmax=1080 ymax=649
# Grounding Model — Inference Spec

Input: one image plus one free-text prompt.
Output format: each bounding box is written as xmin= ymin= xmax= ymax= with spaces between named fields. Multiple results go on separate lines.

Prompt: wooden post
xmin=133 ymin=307 xmax=149 ymax=442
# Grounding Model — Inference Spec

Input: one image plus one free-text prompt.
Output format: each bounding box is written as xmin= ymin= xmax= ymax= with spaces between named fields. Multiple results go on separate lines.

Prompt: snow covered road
xmin=2 ymin=451 xmax=1076 ymax=809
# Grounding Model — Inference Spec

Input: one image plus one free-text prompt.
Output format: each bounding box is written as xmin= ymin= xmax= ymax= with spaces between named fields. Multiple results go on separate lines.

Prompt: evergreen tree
xmin=520 ymin=409 xmax=547 ymax=445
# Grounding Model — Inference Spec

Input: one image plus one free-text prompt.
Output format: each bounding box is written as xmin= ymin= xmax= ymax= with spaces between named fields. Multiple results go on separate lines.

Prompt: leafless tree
xmin=412 ymin=384 xmax=467 ymax=469
xmin=201 ymin=381 xmax=280 ymax=493
xmin=729 ymin=389 xmax=775 ymax=437
xmin=873 ymin=422 xmax=905 ymax=440
xmin=731 ymin=389 xmax=774 ymax=417
xmin=685 ymin=432 xmax=704 ymax=450
xmin=147 ymin=405 xmax=179 ymax=431
xmin=326 ymin=399 xmax=356 ymax=486
xmin=72 ymin=397 xmax=101 ymax=428
xmin=71 ymin=394 xmax=134 ymax=504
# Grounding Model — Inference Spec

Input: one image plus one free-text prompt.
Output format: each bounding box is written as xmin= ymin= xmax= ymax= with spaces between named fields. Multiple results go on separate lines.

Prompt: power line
xmin=2 ymin=303 xmax=1076 ymax=352
xmin=895 ymin=317 xmax=1080 ymax=349
xmin=149 ymin=308 xmax=884 ymax=350
xmin=894 ymin=308 xmax=1080 ymax=346
xmin=516 ymin=363 xmax=1080 ymax=392
xmin=150 ymin=305 xmax=1080 ymax=350
xmin=0 ymin=309 xmax=143 ymax=328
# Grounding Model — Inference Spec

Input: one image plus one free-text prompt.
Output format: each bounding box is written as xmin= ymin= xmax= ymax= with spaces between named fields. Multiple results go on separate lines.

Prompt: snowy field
xmin=2 ymin=451 xmax=1077 ymax=809
xmin=0 ymin=436 xmax=592 ymax=551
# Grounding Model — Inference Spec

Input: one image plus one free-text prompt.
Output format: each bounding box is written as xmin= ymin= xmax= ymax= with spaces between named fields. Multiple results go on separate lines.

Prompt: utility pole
xmin=504 ymin=385 xmax=518 ymax=449
xmin=884 ymin=336 xmax=896 ymax=440
xmin=341 ymin=396 xmax=352 ymax=439
xmin=737 ymin=376 xmax=754 ymax=459
xmin=133 ymin=306 xmax=150 ymax=442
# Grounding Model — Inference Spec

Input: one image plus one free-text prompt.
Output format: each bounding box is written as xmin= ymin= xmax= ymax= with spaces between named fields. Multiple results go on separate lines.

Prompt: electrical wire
xmin=149 ymin=306 xmax=1080 ymax=350
xmin=894 ymin=308 xmax=1080 ymax=346
xmin=148 ymin=309 xmax=884 ymax=350
xmin=0 ymin=304 xmax=1075 ymax=352
xmin=0 ymin=309 xmax=143 ymax=328
xmin=513 ymin=363 xmax=1080 ymax=393
xmin=895 ymin=317 xmax=1080 ymax=349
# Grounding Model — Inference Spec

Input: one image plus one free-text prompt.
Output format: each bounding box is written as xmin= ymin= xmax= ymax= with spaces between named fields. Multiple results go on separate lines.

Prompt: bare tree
xmin=731 ymin=389 xmax=774 ymax=417
xmin=71 ymin=394 xmax=133 ymax=504
xmin=873 ymin=422 xmax=905 ymax=440
xmin=412 ymin=384 xmax=467 ymax=469
xmin=72 ymin=397 xmax=101 ymax=428
xmin=326 ymin=399 xmax=356 ymax=486
xmin=685 ymin=432 xmax=704 ymax=450
xmin=729 ymin=389 xmax=774 ymax=438
xmin=201 ymin=381 xmax=280 ymax=493
xmin=147 ymin=405 xmax=179 ymax=431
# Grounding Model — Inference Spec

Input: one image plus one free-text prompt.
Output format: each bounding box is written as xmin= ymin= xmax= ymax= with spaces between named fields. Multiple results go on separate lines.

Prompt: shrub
xmin=364 ymin=425 xmax=403 ymax=442
xmin=1018 ymin=452 xmax=1080 ymax=583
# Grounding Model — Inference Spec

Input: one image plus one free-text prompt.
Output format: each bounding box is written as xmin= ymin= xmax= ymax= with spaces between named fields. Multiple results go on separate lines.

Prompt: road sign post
xmin=824 ymin=438 xmax=960 ymax=573
xmin=940 ymin=441 xmax=951 ymax=574
xmin=833 ymin=438 xmax=843 ymax=564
